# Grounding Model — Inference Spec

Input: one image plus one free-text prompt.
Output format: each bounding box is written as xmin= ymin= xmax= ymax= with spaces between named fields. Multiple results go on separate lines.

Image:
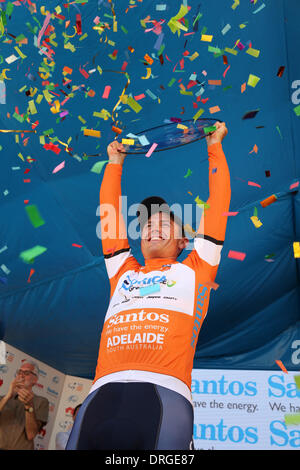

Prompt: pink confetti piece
xmin=290 ymin=181 xmax=299 ymax=190
xmin=52 ymin=161 xmax=65 ymax=174
xmin=222 ymin=211 xmax=239 ymax=216
xmin=37 ymin=13 xmax=52 ymax=48
xmin=134 ymin=94 xmax=146 ymax=101
xmin=228 ymin=250 xmax=246 ymax=261
xmin=248 ymin=181 xmax=261 ymax=188
xmin=145 ymin=143 xmax=158 ymax=157
xmin=72 ymin=243 xmax=83 ymax=248
xmin=102 ymin=85 xmax=111 ymax=99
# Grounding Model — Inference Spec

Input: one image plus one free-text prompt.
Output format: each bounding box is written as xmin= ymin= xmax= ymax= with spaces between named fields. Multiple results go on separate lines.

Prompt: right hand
xmin=6 ymin=378 xmax=24 ymax=399
xmin=107 ymin=140 xmax=127 ymax=165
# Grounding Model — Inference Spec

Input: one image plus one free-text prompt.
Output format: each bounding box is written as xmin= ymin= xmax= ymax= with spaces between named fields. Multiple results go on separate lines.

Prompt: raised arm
xmin=183 ymin=122 xmax=231 ymax=281
xmin=100 ymin=141 xmax=139 ymax=283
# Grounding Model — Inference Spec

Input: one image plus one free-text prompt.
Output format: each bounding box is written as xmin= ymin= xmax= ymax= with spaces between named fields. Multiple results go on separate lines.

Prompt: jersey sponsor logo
xmin=108 ymin=309 xmax=169 ymax=326
xmin=191 ymin=284 xmax=208 ymax=348
xmin=120 ymin=274 xmax=176 ymax=292
xmin=107 ymin=332 xmax=165 ymax=347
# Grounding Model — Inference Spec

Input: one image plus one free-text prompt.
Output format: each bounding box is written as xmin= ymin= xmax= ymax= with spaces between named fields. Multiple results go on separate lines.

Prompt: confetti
xmin=19 ymin=246 xmax=47 ymax=264
xmin=275 ymin=360 xmax=288 ymax=374
xmin=25 ymin=205 xmax=45 ymax=228
xmin=247 ymin=74 xmax=260 ymax=88
xmin=52 ymin=161 xmax=65 ymax=174
xmin=228 ymin=250 xmax=246 ymax=261
xmin=102 ymin=85 xmax=111 ymax=99
xmin=260 ymin=194 xmax=277 ymax=208
xmin=293 ymin=242 xmax=300 ymax=258
xmin=140 ymin=283 xmax=161 ymax=296
xmin=145 ymin=143 xmax=158 ymax=157
xmin=90 ymin=160 xmax=108 ymax=174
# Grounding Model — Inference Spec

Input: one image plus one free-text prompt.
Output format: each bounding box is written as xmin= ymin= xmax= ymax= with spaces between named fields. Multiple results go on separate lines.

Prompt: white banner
xmin=191 ymin=369 xmax=300 ymax=450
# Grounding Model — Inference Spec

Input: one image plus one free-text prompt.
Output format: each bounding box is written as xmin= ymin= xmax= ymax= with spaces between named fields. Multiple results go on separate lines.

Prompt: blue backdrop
xmin=0 ymin=0 xmax=299 ymax=378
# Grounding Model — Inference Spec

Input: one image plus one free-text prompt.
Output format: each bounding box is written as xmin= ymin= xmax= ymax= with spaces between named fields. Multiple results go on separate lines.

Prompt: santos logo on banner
xmin=191 ymin=369 xmax=300 ymax=450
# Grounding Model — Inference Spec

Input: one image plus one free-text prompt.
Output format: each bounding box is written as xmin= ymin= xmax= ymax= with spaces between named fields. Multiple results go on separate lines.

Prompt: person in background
xmin=55 ymin=404 xmax=82 ymax=450
xmin=0 ymin=360 xmax=49 ymax=450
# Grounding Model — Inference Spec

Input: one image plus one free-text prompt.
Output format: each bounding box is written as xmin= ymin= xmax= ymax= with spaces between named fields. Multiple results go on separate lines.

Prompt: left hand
xmin=17 ymin=388 xmax=34 ymax=407
xmin=206 ymin=121 xmax=228 ymax=146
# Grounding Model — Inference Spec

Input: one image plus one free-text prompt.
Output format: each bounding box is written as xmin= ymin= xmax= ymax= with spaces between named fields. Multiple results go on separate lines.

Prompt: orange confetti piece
xmin=27 ymin=268 xmax=35 ymax=283
xmin=208 ymin=80 xmax=222 ymax=86
xmin=241 ymin=82 xmax=246 ymax=93
xmin=249 ymin=144 xmax=258 ymax=154
xmin=209 ymin=106 xmax=221 ymax=114
xmin=144 ymin=53 xmax=153 ymax=65
xmin=260 ymin=194 xmax=277 ymax=208
xmin=275 ymin=360 xmax=288 ymax=374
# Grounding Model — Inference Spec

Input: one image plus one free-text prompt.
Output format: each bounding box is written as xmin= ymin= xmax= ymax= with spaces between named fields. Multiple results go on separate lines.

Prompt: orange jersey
xmin=94 ymin=142 xmax=231 ymax=391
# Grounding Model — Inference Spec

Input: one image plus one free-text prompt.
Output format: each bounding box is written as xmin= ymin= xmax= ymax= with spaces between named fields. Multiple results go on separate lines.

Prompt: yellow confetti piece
xmin=126 ymin=96 xmax=142 ymax=113
xmin=189 ymin=52 xmax=199 ymax=61
xmin=232 ymin=0 xmax=240 ymax=10
xmin=18 ymin=152 xmax=24 ymax=161
xmin=43 ymin=90 xmax=53 ymax=102
xmin=248 ymin=74 xmax=260 ymax=88
xmin=201 ymin=34 xmax=213 ymax=42
xmin=50 ymin=100 xmax=60 ymax=114
xmin=78 ymin=115 xmax=86 ymax=124
xmin=250 ymin=216 xmax=263 ymax=228
xmin=246 ymin=48 xmax=260 ymax=58
xmin=224 ymin=47 xmax=238 ymax=56
xmin=122 ymin=138 xmax=135 ymax=145
xmin=83 ymin=129 xmax=101 ymax=138
xmin=293 ymin=242 xmax=300 ymax=258
xmin=193 ymin=108 xmax=204 ymax=122
xmin=14 ymin=46 xmax=27 ymax=59
xmin=177 ymin=124 xmax=188 ymax=130
xmin=141 ymin=67 xmax=151 ymax=79
xmin=28 ymin=100 xmax=37 ymax=115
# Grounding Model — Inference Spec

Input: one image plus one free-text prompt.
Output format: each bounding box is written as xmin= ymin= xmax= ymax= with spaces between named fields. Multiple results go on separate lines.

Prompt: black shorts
xmin=66 ymin=382 xmax=194 ymax=450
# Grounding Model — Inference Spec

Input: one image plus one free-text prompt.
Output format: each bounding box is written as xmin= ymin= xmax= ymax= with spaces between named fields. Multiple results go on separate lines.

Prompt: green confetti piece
xmin=25 ymin=205 xmax=45 ymax=228
xmin=276 ymin=126 xmax=283 ymax=139
xmin=90 ymin=160 xmax=108 ymax=174
xmin=184 ymin=169 xmax=192 ymax=178
xmin=43 ymin=128 xmax=54 ymax=136
xmin=294 ymin=375 xmax=300 ymax=390
xmin=168 ymin=78 xmax=176 ymax=87
xmin=13 ymin=112 xmax=24 ymax=123
xmin=284 ymin=413 xmax=300 ymax=426
xmin=19 ymin=245 xmax=47 ymax=264
xmin=264 ymin=253 xmax=275 ymax=259
xmin=208 ymin=46 xmax=222 ymax=54
xmin=203 ymin=125 xmax=217 ymax=134
xmin=195 ymin=196 xmax=210 ymax=210
xmin=121 ymin=25 xmax=128 ymax=34
xmin=294 ymin=104 xmax=300 ymax=117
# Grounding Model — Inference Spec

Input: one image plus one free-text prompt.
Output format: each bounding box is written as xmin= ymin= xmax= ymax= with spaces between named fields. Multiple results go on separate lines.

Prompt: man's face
xmin=15 ymin=363 xmax=38 ymax=390
xmin=141 ymin=211 xmax=187 ymax=260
